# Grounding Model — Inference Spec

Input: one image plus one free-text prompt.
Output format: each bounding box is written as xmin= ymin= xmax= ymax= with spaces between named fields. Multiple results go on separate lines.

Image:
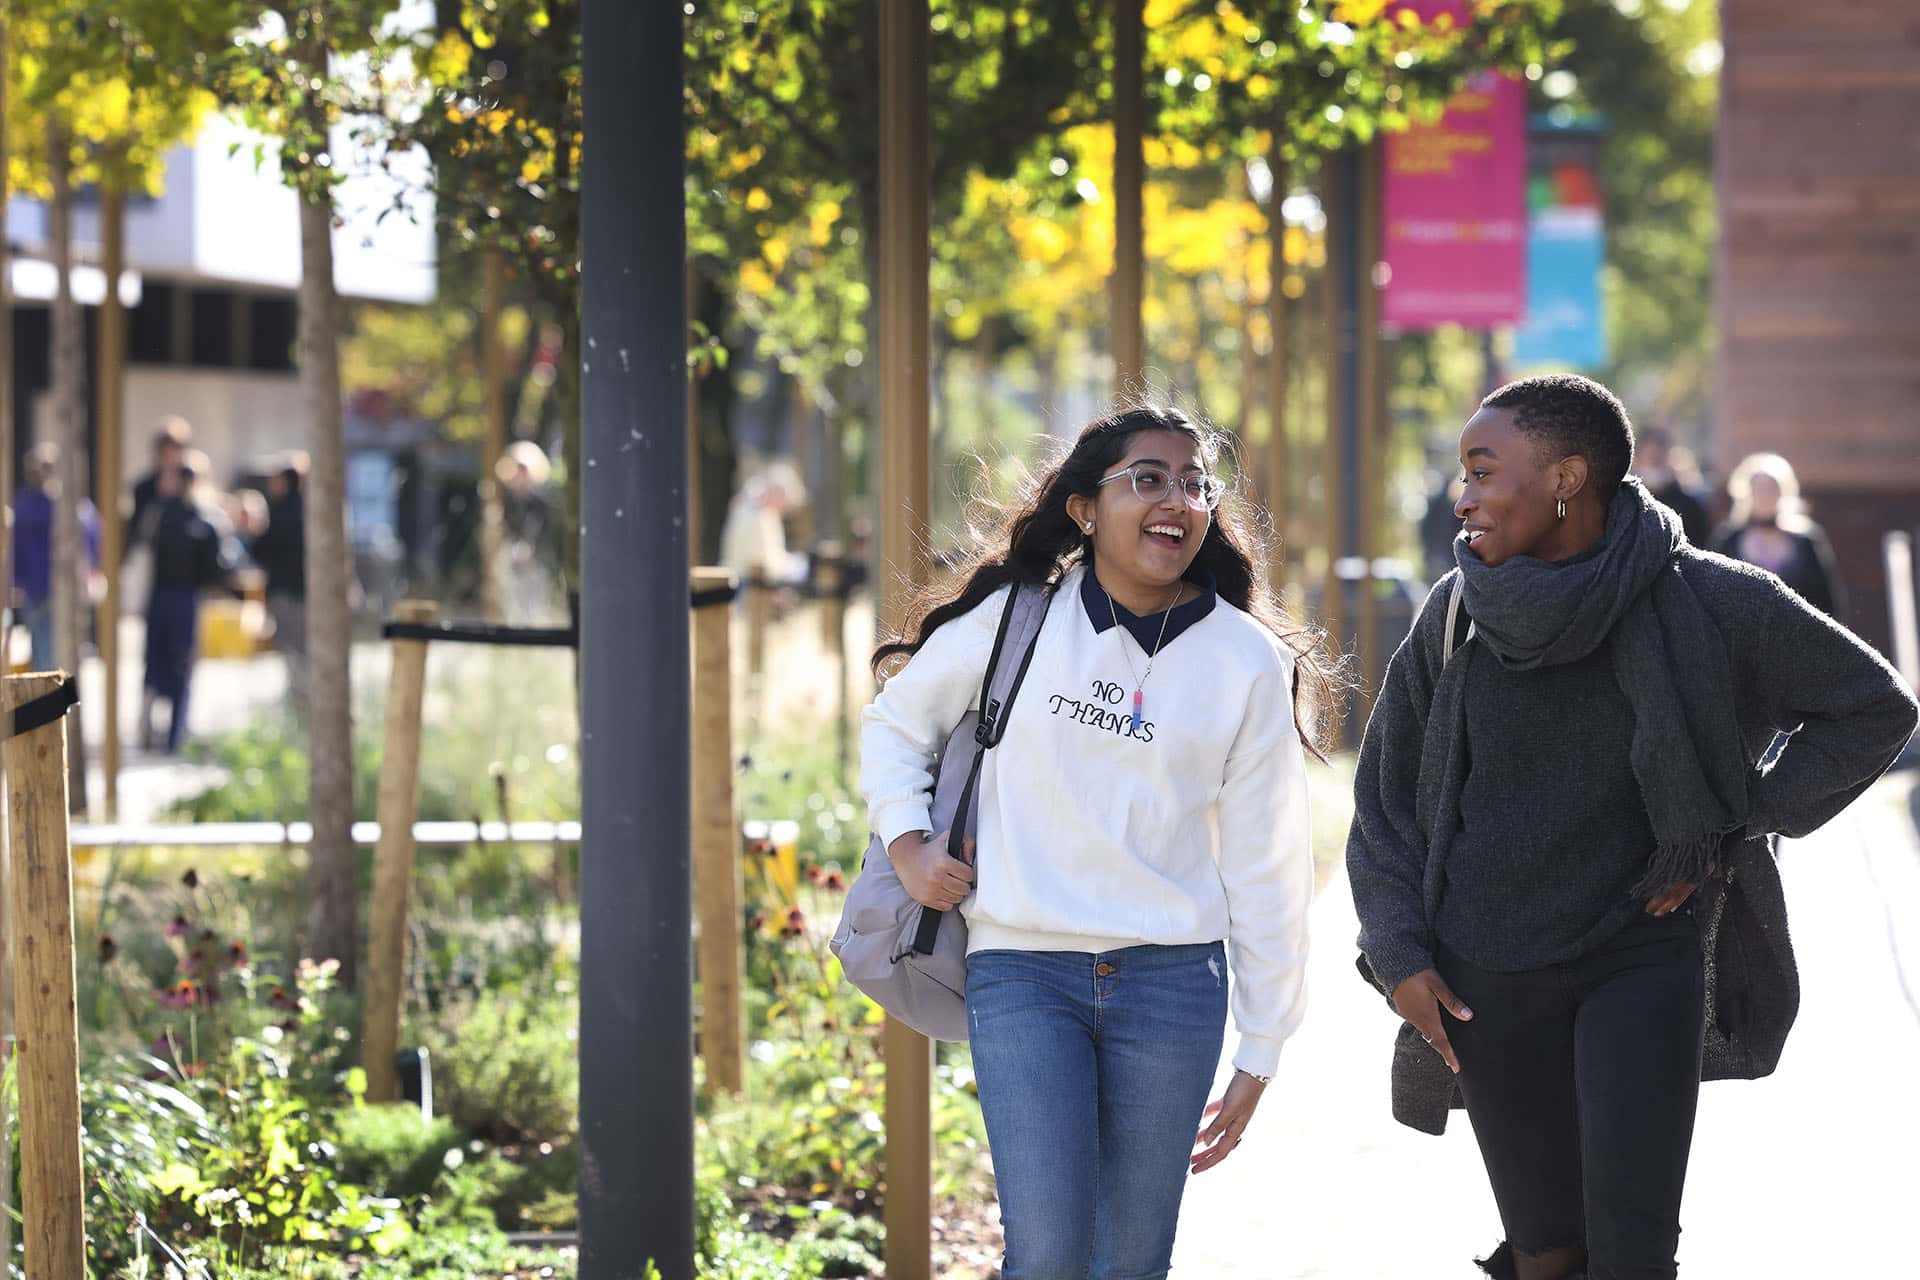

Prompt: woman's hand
xmin=1391 ymin=969 xmax=1474 ymax=1074
xmin=887 ymin=830 xmax=975 ymax=911
xmin=1645 ymin=880 xmax=1696 ymax=916
xmin=1191 ymin=1070 xmax=1266 ymax=1174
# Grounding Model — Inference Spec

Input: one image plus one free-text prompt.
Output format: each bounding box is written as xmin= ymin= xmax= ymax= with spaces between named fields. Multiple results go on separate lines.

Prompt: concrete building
xmin=6 ymin=113 xmax=436 ymax=494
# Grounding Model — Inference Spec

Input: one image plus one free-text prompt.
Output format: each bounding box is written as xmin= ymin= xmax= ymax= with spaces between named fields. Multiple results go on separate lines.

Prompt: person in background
xmin=1712 ymin=452 xmax=1846 ymax=618
xmin=142 ymin=451 xmax=241 ymax=753
xmin=720 ymin=459 xmax=808 ymax=613
xmin=1634 ymin=427 xmax=1712 ymax=548
xmin=129 ymin=416 xmax=192 ymax=550
xmin=495 ymin=440 xmax=559 ymax=623
xmin=253 ymin=453 xmax=309 ymax=707
xmin=10 ymin=443 xmax=101 ymax=670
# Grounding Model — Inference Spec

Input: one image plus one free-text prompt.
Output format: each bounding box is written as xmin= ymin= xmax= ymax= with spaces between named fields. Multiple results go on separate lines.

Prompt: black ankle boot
xmin=1475 ymin=1243 xmax=1518 ymax=1280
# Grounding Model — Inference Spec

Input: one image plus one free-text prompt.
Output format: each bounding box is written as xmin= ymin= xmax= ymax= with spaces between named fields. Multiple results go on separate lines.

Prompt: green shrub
xmin=431 ymin=1142 xmax=580 ymax=1233
xmin=415 ymin=983 xmax=577 ymax=1145
xmin=333 ymin=1105 xmax=466 ymax=1201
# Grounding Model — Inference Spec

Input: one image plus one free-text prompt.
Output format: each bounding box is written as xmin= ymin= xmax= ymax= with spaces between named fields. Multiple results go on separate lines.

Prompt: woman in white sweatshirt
xmin=861 ymin=405 xmax=1336 ymax=1279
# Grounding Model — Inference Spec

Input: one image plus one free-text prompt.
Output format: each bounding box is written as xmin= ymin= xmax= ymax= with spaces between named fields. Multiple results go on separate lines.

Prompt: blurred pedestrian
xmin=720 ymin=459 xmax=808 ymax=611
xmin=1635 ymin=427 xmax=1712 ymax=547
xmin=1349 ymin=375 xmax=1917 ymax=1279
xmin=142 ymin=452 xmax=241 ymax=754
xmin=9 ymin=443 xmax=101 ymax=670
xmin=129 ymin=416 xmax=192 ymax=548
xmin=1712 ymin=452 xmax=1845 ymax=617
xmin=494 ymin=440 xmax=559 ymax=623
xmin=253 ymin=453 xmax=309 ymax=706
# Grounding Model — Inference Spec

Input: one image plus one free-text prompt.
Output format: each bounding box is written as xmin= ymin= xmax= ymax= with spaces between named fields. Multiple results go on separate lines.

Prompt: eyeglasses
xmin=1098 ymin=463 xmax=1225 ymax=512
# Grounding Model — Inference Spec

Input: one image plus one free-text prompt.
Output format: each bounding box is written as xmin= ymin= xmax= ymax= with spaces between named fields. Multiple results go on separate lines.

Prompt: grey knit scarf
xmin=1442 ymin=477 xmax=1750 ymax=896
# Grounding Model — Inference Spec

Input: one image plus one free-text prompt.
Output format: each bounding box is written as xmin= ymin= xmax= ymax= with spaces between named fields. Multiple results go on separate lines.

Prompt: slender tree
xmin=173 ymin=0 xmax=407 ymax=984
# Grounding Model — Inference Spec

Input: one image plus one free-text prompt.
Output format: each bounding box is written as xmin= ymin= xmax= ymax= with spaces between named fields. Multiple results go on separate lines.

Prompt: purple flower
xmin=158 ymin=981 xmax=201 ymax=1010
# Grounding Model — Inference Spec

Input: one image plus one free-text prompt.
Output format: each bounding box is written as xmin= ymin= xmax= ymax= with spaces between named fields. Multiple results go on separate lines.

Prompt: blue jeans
xmin=144 ymin=586 xmax=200 ymax=753
xmin=20 ymin=599 xmax=54 ymax=672
xmin=967 ymin=942 xmax=1227 ymax=1280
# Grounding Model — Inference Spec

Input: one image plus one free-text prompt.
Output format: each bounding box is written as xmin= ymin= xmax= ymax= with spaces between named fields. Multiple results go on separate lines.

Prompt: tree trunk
xmin=479 ymin=251 xmax=507 ymax=621
xmin=0 ymin=12 xmax=15 ymax=1265
xmin=297 ymin=187 xmax=359 ymax=987
xmin=47 ymin=128 xmax=89 ymax=815
xmin=97 ymin=182 xmax=128 ymax=819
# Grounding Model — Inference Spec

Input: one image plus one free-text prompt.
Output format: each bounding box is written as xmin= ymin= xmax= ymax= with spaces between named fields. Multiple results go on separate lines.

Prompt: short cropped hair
xmin=1482 ymin=374 xmax=1635 ymax=501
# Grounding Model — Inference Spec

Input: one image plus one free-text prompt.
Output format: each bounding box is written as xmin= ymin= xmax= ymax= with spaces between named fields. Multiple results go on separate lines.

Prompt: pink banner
xmin=1381 ymin=4 xmax=1527 ymax=330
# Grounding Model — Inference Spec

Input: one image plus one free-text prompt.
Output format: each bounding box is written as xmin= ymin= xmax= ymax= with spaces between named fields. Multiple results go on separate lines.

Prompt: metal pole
xmin=878 ymin=3 xmax=933 ymax=1277
xmin=1265 ymin=146 xmax=1292 ymax=599
xmin=1111 ymin=0 xmax=1145 ymax=393
xmin=1323 ymin=149 xmax=1359 ymax=685
xmin=578 ymin=2 xmax=692 ymax=1277
xmin=1357 ymin=144 xmax=1384 ymax=717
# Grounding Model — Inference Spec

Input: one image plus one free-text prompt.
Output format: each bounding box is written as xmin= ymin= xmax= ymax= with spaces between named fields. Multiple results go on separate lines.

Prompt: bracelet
xmin=1236 ymin=1068 xmax=1272 ymax=1085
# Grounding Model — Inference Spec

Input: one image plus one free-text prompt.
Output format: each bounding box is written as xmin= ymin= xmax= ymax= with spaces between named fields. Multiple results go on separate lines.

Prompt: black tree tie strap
xmin=8 ymin=677 xmax=80 ymax=739
xmin=690 ymin=583 xmax=739 ymax=609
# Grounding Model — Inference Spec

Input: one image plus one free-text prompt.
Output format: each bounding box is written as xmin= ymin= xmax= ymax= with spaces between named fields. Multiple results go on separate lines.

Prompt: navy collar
xmin=1079 ymin=564 xmax=1218 ymax=652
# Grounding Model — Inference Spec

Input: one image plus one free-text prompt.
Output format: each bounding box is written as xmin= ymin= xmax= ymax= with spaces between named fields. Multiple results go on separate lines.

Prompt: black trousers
xmin=1438 ymin=909 xmax=1706 ymax=1280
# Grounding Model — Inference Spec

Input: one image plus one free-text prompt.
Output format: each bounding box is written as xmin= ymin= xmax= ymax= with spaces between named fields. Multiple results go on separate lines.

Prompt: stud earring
xmin=1085 ymin=523 xmax=1095 ymax=534
xmin=1556 ymin=498 xmax=1567 ymax=520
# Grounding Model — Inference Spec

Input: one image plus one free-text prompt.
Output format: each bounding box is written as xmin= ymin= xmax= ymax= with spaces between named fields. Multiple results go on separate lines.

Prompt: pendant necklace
xmin=1106 ymin=580 xmax=1183 ymax=733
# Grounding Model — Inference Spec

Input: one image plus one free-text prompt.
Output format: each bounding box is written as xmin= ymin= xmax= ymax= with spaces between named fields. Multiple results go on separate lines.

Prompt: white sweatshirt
xmin=859 ymin=565 xmax=1313 ymax=1077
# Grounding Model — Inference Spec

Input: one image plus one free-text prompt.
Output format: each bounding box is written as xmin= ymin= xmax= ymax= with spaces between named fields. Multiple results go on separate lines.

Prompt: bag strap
xmin=910 ymin=582 xmax=1051 ymax=956
xmin=1443 ymin=573 xmax=1474 ymax=664
xmin=976 ymin=583 xmax=1049 ymax=748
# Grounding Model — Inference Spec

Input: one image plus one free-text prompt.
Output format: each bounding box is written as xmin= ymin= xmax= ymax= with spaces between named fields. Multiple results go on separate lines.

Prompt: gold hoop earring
xmin=1556 ymin=498 xmax=1567 ymax=520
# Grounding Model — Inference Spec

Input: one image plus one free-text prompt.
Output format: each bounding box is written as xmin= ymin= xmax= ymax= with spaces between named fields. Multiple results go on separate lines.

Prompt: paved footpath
xmin=1170 ymin=772 xmax=1920 ymax=1278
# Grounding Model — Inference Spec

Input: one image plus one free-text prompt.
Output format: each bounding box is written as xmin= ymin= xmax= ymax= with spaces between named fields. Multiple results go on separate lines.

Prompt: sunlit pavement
xmin=1171 ymin=772 xmax=1920 ymax=1278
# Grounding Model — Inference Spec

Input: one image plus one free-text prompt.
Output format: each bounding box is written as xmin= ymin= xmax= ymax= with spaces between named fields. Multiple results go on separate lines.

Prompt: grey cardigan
xmin=1348 ymin=549 xmax=1920 ymax=1135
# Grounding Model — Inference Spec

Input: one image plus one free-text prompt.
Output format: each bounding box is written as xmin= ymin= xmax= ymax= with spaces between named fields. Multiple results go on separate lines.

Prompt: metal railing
xmin=68 ymin=820 xmax=582 ymax=849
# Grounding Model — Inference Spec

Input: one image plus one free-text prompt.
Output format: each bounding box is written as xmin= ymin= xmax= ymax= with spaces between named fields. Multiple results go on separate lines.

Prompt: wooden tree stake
xmin=361 ymin=601 xmax=437 ymax=1104
xmin=2 ymin=673 xmax=86 ymax=1279
xmin=745 ymin=560 xmax=771 ymax=681
xmin=691 ymin=569 xmax=745 ymax=1094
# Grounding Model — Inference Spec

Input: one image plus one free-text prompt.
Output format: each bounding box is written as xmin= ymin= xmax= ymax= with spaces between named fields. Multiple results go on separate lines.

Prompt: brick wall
xmin=1716 ymin=0 xmax=1920 ymax=654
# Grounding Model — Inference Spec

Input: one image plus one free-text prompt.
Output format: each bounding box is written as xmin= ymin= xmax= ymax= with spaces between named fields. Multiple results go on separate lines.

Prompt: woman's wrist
xmin=886 ymin=830 xmax=931 ymax=861
xmin=1234 ymin=1067 xmax=1272 ymax=1086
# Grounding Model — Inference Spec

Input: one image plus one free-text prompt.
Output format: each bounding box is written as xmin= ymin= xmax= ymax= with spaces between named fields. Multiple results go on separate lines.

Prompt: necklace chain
xmin=1106 ymin=581 xmax=1183 ymax=691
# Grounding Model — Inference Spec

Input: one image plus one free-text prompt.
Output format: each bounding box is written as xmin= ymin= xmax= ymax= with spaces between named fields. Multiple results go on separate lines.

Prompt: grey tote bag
xmin=831 ymin=582 xmax=1051 ymax=1041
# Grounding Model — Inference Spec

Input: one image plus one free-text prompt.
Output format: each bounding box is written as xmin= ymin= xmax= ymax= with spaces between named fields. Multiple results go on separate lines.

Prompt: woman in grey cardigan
xmin=1347 ymin=374 xmax=1918 ymax=1280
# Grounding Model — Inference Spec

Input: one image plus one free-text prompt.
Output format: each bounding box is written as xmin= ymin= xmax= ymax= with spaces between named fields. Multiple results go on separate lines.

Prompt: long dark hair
xmin=873 ymin=405 xmax=1344 ymax=758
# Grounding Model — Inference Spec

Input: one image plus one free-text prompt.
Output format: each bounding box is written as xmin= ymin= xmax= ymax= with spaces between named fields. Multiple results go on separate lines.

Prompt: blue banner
xmin=1512 ymin=208 xmax=1606 ymax=370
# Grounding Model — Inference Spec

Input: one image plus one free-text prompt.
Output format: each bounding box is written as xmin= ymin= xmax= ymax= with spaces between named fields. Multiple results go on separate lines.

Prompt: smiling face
xmin=1066 ymin=429 xmax=1211 ymax=601
xmin=1453 ymin=406 xmax=1591 ymax=567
